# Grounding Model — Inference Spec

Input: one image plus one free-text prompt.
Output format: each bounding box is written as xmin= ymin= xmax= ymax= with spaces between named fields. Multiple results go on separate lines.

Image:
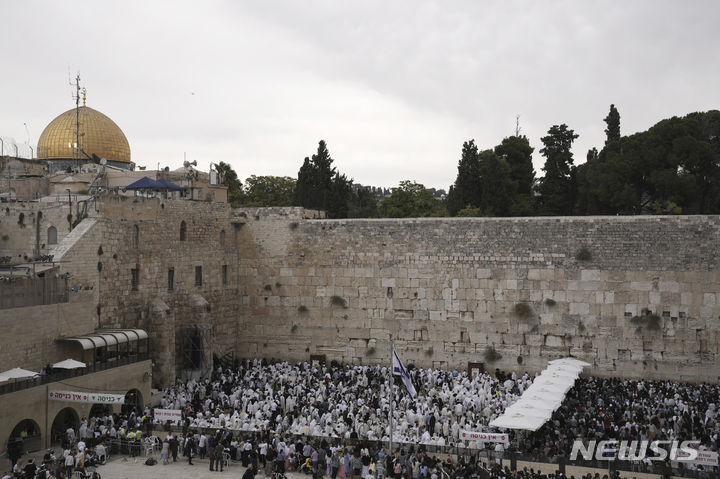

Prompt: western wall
xmin=236 ymin=209 xmax=720 ymax=382
xmin=3 ymin=197 xmax=720 ymax=385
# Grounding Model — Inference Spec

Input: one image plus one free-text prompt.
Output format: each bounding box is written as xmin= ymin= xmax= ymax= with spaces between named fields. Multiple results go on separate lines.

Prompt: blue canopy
xmin=156 ymin=178 xmax=183 ymax=191
xmin=125 ymin=176 xmax=163 ymax=190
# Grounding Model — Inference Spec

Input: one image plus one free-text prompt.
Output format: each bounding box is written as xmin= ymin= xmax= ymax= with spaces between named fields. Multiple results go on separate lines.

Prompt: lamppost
xmin=66 ymin=188 xmax=73 ymax=230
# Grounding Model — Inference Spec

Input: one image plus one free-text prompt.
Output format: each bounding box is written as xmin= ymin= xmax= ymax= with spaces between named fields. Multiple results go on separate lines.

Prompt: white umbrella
xmin=52 ymin=359 xmax=86 ymax=369
xmin=0 ymin=367 xmax=39 ymax=382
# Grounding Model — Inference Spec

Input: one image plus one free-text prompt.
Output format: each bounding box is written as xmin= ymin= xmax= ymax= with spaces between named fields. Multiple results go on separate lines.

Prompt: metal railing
xmin=142 ymin=427 xmax=716 ymax=479
xmin=0 ymin=353 xmax=149 ymax=396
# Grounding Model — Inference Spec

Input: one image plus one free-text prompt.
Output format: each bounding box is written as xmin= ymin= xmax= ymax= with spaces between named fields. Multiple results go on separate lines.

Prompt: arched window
xmin=220 ymin=229 xmax=225 ymax=246
xmin=180 ymin=221 xmax=187 ymax=241
xmin=132 ymin=225 xmax=139 ymax=249
xmin=47 ymin=226 xmax=57 ymax=245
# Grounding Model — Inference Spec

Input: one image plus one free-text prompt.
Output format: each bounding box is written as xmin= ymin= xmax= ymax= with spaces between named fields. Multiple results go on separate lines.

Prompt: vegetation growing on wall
xmin=484 ymin=345 xmax=502 ymax=362
xmin=329 ymin=295 xmax=347 ymax=308
xmin=514 ymin=302 xmax=533 ymax=319
xmin=630 ymin=309 xmax=662 ymax=331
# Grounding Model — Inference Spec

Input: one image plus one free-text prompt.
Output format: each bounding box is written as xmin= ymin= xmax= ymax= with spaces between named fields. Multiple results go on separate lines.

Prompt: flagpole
xmin=389 ymin=333 xmax=394 ymax=457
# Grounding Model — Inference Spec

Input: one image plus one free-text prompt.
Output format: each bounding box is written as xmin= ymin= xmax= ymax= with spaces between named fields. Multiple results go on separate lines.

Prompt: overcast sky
xmin=1 ymin=1 xmax=718 ymax=189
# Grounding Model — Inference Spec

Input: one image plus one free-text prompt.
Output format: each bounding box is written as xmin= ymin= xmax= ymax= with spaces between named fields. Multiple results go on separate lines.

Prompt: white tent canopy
xmin=490 ymin=412 xmax=547 ymax=431
xmin=548 ymin=358 xmax=591 ymax=367
xmin=52 ymin=359 xmax=86 ymax=369
xmin=489 ymin=357 xmax=589 ymax=432
xmin=0 ymin=367 xmax=39 ymax=382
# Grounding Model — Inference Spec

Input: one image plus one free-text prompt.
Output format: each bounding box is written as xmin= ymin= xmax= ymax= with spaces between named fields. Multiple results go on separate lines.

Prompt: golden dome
xmin=37 ymin=106 xmax=131 ymax=163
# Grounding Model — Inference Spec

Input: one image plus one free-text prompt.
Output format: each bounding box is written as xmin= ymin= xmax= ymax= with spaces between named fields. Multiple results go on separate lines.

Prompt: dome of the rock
xmin=36 ymin=105 xmax=131 ymax=164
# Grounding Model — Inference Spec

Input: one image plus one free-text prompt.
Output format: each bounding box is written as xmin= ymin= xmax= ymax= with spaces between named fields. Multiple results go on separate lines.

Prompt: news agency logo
xmin=569 ymin=440 xmax=700 ymax=462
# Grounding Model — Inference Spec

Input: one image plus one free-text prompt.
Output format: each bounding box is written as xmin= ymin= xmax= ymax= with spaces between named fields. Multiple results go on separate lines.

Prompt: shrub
xmin=289 ymin=222 xmax=299 ymax=230
xmin=330 ymin=295 xmax=347 ymax=308
xmin=517 ymin=355 xmax=523 ymax=364
xmin=544 ymin=298 xmax=556 ymax=306
xmin=575 ymin=247 xmax=592 ymax=262
xmin=290 ymin=324 xmax=298 ymax=333
xmin=578 ymin=322 xmax=586 ymax=333
xmin=1 ymin=234 xmax=8 ymax=241
xmin=297 ymin=305 xmax=309 ymax=314
xmin=275 ymin=282 xmax=282 ymax=288
xmin=484 ymin=346 xmax=502 ymax=362
xmin=514 ymin=302 xmax=533 ymax=319
xmin=630 ymin=308 xmax=661 ymax=331
xmin=424 ymin=346 xmax=434 ymax=357
xmin=263 ymin=284 xmax=272 ymax=291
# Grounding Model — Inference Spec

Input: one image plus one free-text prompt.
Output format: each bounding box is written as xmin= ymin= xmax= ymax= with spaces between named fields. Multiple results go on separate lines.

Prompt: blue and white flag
xmin=392 ymin=348 xmax=417 ymax=398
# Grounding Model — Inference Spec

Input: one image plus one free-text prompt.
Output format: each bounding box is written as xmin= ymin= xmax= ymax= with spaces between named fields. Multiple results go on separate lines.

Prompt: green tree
xmin=294 ymin=140 xmax=352 ymax=218
xmin=348 ymin=186 xmax=379 ymax=218
xmin=575 ymin=110 xmax=720 ymax=215
xmin=327 ymin=172 xmax=352 ymax=219
xmin=476 ymin=149 xmax=515 ymax=216
xmin=604 ymin=104 xmax=621 ymax=144
xmin=537 ymin=124 xmax=579 ymax=215
xmin=215 ymin=161 xmax=243 ymax=206
xmin=379 ymin=181 xmax=446 ymax=218
xmin=241 ymin=175 xmax=296 ymax=206
xmin=447 ymin=140 xmax=481 ymax=216
xmin=494 ymin=135 xmax=535 ymax=215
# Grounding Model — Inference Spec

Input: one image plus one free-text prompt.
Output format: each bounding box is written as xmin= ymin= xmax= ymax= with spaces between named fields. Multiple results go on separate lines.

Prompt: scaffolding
xmin=179 ymin=324 xmax=211 ymax=371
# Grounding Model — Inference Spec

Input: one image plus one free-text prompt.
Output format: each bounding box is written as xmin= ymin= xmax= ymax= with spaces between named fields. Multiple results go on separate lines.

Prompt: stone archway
xmin=122 ymin=388 xmax=143 ymax=416
xmin=51 ymin=407 xmax=80 ymax=448
xmin=89 ymin=403 xmax=112 ymax=419
xmin=7 ymin=418 xmax=42 ymax=457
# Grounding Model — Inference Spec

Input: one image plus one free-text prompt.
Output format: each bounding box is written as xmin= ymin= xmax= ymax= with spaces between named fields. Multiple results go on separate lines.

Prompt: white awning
xmin=490 ymin=357 xmax=588 ymax=432
xmin=57 ymin=329 xmax=148 ymax=350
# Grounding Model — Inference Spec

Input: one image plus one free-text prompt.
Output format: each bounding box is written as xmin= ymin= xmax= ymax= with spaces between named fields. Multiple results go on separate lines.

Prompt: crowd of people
xmin=5 ymin=358 xmax=719 ymax=479
xmin=157 ymin=359 xmax=530 ymax=446
xmin=521 ymin=376 xmax=720 ymax=462
xmin=153 ymin=359 xmax=719 ymax=475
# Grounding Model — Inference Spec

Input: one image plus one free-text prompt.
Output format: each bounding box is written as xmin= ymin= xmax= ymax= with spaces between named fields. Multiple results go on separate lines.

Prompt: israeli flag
xmin=392 ymin=348 xmax=417 ymax=398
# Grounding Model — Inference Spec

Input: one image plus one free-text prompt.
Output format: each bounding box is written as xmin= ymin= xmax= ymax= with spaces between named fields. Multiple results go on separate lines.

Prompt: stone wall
xmin=0 ymin=199 xmax=75 ymax=259
xmin=0 ymin=296 xmax=96 ymax=371
xmin=0 ymin=360 xmax=152 ymax=452
xmin=77 ymin=196 xmax=241 ymax=385
xmin=5 ymin=197 xmax=720 ymax=385
xmin=236 ymin=214 xmax=720 ymax=382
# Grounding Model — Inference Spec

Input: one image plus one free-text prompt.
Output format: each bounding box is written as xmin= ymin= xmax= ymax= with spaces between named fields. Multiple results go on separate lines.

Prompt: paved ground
xmin=97 ymin=456 xmax=301 ymax=479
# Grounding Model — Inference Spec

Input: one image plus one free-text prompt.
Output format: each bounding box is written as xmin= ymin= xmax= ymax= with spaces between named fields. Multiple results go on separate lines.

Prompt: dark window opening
xmin=131 ymin=268 xmax=139 ymax=291
xmin=47 ymin=226 xmax=58 ymax=245
xmin=168 ymin=268 xmax=174 ymax=292
xmin=195 ymin=266 xmax=202 ymax=286
xmin=132 ymin=224 xmax=139 ymax=249
xmin=180 ymin=221 xmax=187 ymax=241
xmin=222 ymin=265 xmax=228 ymax=285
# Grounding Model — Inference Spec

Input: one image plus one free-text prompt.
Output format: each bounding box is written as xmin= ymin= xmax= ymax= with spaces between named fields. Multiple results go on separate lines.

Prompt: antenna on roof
xmin=68 ymin=73 xmax=84 ymax=168
xmin=515 ymin=114 xmax=521 ymax=137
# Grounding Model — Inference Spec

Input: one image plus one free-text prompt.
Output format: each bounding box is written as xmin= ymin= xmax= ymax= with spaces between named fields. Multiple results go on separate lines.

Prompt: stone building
xmin=3 ymin=97 xmax=720 ymax=457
